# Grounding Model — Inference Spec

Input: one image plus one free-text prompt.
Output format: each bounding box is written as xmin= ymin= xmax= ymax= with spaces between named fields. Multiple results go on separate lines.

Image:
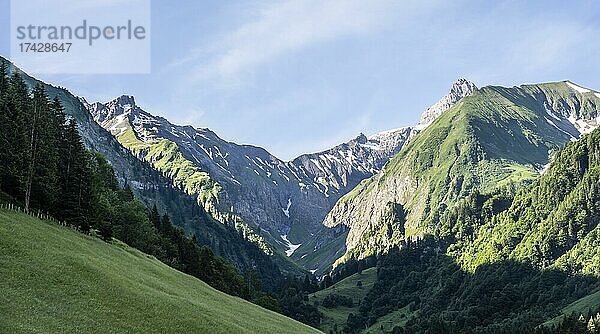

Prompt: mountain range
xmin=2 ymin=53 xmax=600 ymax=333
xmin=0 ymin=56 xmax=295 ymax=288
xmin=82 ymin=77 xmax=477 ymax=274
xmin=325 ymin=81 xmax=600 ymax=266
xmin=5 ymin=52 xmax=598 ymax=279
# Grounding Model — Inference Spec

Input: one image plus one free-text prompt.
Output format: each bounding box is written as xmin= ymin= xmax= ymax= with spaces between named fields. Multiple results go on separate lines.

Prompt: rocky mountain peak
xmin=103 ymin=95 xmax=137 ymax=115
xmin=88 ymin=95 xmax=139 ymax=125
xmin=417 ymin=78 xmax=477 ymax=128
xmin=111 ymin=95 xmax=136 ymax=107
xmin=450 ymin=78 xmax=477 ymax=97
xmin=356 ymin=133 xmax=368 ymax=144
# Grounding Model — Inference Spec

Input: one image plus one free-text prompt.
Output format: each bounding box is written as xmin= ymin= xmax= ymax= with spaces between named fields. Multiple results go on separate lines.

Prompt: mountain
xmin=325 ymin=81 xmax=600 ymax=267
xmin=0 ymin=56 xmax=291 ymax=287
xmin=84 ymin=96 xmax=414 ymax=251
xmin=0 ymin=210 xmax=319 ymax=334
xmin=455 ymin=122 xmax=600 ymax=275
xmin=341 ymin=120 xmax=600 ymax=333
xmin=85 ymin=79 xmax=476 ymax=273
xmin=417 ymin=78 xmax=478 ymax=127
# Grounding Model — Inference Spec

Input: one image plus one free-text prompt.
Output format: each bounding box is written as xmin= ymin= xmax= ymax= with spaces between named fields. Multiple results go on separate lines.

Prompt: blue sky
xmin=1 ymin=0 xmax=599 ymax=160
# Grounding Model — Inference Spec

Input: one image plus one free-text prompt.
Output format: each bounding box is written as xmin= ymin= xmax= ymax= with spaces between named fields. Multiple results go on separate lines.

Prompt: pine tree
xmin=25 ymin=84 xmax=59 ymax=212
xmin=150 ymin=204 xmax=161 ymax=229
xmin=3 ymin=71 xmax=31 ymax=200
xmin=60 ymin=119 xmax=92 ymax=231
xmin=0 ymin=61 xmax=8 ymax=189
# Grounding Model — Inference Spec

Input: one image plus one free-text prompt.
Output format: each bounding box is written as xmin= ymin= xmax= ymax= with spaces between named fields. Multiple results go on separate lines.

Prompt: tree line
xmin=0 ymin=61 xmax=280 ymax=307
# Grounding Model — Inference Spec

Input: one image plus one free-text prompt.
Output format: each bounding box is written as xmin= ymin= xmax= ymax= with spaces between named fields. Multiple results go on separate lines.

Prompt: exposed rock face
xmin=417 ymin=78 xmax=478 ymax=128
xmin=85 ymin=96 xmax=413 ymax=259
xmin=84 ymin=78 xmax=481 ymax=272
xmin=0 ymin=57 xmax=288 ymax=281
xmin=323 ymin=81 xmax=600 ymax=267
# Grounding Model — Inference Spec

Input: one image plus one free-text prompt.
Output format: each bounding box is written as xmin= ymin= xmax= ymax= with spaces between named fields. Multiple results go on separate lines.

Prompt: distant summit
xmin=417 ymin=78 xmax=477 ymax=128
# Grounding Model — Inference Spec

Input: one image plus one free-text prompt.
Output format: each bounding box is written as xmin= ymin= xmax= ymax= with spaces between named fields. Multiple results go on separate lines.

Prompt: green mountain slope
xmin=325 ymin=81 xmax=600 ymax=267
xmin=0 ymin=210 xmax=319 ymax=334
xmin=329 ymin=114 xmax=600 ymax=333
xmin=309 ymin=267 xmax=377 ymax=333
xmin=544 ymin=289 xmax=600 ymax=327
xmin=0 ymin=56 xmax=296 ymax=289
xmin=454 ymin=125 xmax=600 ymax=274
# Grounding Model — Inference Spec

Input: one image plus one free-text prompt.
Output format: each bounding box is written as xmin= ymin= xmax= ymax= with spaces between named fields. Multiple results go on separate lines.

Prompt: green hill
xmin=0 ymin=210 xmax=320 ymax=334
xmin=309 ymin=267 xmax=377 ymax=333
xmin=544 ymin=289 xmax=600 ymax=327
xmin=325 ymin=81 xmax=600 ymax=266
xmin=309 ymin=267 xmax=416 ymax=333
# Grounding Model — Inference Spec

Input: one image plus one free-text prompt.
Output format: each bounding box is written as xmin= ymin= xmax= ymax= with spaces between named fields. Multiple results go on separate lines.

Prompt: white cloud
xmin=504 ymin=22 xmax=592 ymax=71
xmin=171 ymin=0 xmax=404 ymax=82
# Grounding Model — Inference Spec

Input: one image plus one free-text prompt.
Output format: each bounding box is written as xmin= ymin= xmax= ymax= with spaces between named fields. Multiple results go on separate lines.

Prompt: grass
xmin=0 ymin=210 xmax=321 ymax=334
xmin=116 ymin=127 xmax=222 ymax=206
xmin=543 ymin=288 xmax=600 ymax=327
xmin=364 ymin=305 xmax=414 ymax=333
xmin=309 ymin=267 xmax=377 ymax=333
xmin=328 ymin=82 xmax=581 ymax=268
xmin=293 ymin=231 xmax=348 ymax=276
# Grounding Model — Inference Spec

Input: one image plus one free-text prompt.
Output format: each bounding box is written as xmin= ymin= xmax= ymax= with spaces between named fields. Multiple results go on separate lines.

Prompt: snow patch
xmin=315 ymin=177 xmax=330 ymax=197
xmin=543 ymin=103 xmax=561 ymax=121
xmin=281 ymin=198 xmax=291 ymax=218
xmin=341 ymin=150 xmax=355 ymax=164
xmin=324 ymin=154 xmax=341 ymax=164
xmin=545 ymin=117 xmax=577 ymax=141
xmin=368 ymin=127 xmax=409 ymax=139
xmin=359 ymin=142 xmax=382 ymax=150
xmin=107 ymin=113 xmax=130 ymax=135
xmin=281 ymin=234 xmax=301 ymax=257
xmin=567 ymin=114 xmax=595 ymax=136
xmin=310 ymin=159 xmax=325 ymax=173
xmin=566 ymin=81 xmax=590 ymax=94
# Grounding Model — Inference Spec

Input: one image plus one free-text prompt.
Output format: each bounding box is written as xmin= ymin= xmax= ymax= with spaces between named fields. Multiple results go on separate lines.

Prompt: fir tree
xmin=60 ymin=119 xmax=92 ymax=231
xmin=3 ymin=72 xmax=31 ymax=199
xmin=0 ymin=61 xmax=8 ymax=189
xmin=26 ymin=84 xmax=59 ymax=212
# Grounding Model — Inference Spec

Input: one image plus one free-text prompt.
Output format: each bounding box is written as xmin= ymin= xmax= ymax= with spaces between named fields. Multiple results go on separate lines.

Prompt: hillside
xmin=83 ymin=79 xmax=475 ymax=274
xmin=325 ymin=81 xmax=600 ymax=266
xmin=544 ymin=289 xmax=600 ymax=327
xmin=0 ymin=210 xmax=320 ymax=334
xmin=330 ymin=115 xmax=600 ymax=333
xmin=454 ymin=124 xmax=600 ymax=274
xmin=309 ymin=267 xmax=377 ymax=333
xmin=0 ymin=56 xmax=292 ymax=288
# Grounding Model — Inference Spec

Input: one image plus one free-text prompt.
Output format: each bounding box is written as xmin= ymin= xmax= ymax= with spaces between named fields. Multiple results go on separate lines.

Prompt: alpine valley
xmin=1 ymin=54 xmax=599 ymax=334
xmin=82 ymin=77 xmax=478 ymax=275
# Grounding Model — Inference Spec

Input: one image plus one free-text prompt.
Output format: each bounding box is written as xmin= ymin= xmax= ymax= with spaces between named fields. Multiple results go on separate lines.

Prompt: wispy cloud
xmin=505 ymin=22 xmax=593 ymax=72
xmin=169 ymin=0 xmax=406 ymax=82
